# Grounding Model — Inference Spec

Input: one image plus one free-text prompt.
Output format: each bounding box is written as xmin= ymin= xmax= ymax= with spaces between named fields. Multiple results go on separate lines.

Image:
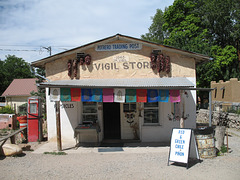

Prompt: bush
xmin=0 ymin=105 xmax=15 ymax=114
xmin=18 ymin=103 xmax=27 ymax=115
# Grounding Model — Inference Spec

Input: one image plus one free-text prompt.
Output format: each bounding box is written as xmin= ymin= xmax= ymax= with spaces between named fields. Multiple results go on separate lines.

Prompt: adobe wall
xmin=45 ymin=40 xmax=196 ymax=81
xmin=211 ymin=78 xmax=240 ymax=103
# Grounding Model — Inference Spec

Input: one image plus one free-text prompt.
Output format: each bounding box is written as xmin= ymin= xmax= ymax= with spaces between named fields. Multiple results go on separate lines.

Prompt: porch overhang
xmin=39 ymin=77 xmax=197 ymax=90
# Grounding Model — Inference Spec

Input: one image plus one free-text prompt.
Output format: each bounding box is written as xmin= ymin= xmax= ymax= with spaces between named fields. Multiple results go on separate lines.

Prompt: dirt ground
xmin=1 ymin=129 xmax=240 ymax=180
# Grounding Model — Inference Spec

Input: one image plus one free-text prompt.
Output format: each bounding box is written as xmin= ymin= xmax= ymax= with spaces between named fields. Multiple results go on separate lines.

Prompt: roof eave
xmin=31 ymin=34 xmax=211 ymax=68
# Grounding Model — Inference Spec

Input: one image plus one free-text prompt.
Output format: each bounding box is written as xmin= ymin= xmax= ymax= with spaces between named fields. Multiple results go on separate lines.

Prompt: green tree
xmin=141 ymin=9 xmax=167 ymax=44
xmin=142 ymin=0 xmax=240 ymax=89
xmin=0 ymin=55 xmax=34 ymax=96
xmin=200 ymin=0 xmax=240 ymax=48
xmin=163 ymin=0 xmax=210 ymax=54
xmin=30 ymin=66 xmax=46 ymax=120
xmin=197 ymin=45 xmax=240 ymax=88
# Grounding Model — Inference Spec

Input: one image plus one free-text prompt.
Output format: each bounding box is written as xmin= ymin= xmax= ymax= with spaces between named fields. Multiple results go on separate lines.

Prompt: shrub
xmin=18 ymin=103 xmax=27 ymax=115
xmin=0 ymin=105 xmax=15 ymax=114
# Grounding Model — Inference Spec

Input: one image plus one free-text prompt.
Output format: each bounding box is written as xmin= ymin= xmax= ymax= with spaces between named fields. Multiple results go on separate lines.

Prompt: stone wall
xmin=196 ymin=109 xmax=240 ymax=129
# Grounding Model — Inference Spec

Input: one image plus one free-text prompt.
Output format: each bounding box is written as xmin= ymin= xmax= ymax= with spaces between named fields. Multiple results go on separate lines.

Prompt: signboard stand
xmin=168 ymin=128 xmax=200 ymax=169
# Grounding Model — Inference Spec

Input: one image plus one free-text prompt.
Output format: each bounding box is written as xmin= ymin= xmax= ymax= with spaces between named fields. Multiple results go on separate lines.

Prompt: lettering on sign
xmin=93 ymin=61 xmax=151 ymax=71
xmin=169 ymin=128 xmax=191 ymax=163
xmin=60 ymin=104 xmax=75 ymax=109
xmin=113 ymin=55 xmax=129 ymax=62
xmin=95 ymin=43 xmax=142 ymax=51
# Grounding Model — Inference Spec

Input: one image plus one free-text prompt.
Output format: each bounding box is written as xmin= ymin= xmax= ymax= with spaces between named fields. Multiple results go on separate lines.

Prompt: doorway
xmin=103 ymin=103 xmax=121 ymax=139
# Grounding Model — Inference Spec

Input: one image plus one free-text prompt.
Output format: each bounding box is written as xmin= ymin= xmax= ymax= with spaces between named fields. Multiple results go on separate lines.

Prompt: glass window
xmin=123 ymin=103 xmax=136 ymax=112
xmin=29 ymin=103 xmax=37 ymax=114
xmin=144 ymin=102 xmax=159 ymax=124
xmin=82 ymin=102 xmax=97 ymax=123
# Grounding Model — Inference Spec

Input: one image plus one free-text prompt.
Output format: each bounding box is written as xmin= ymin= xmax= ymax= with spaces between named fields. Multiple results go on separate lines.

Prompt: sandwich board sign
xmin=168 ymin=128 xmax=200 ymax=169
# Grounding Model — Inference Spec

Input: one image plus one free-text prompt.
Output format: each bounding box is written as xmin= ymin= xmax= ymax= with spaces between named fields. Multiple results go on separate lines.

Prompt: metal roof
xmin=39 ymin=77 xmax=195 ymax=89
xmin=1 ymin=78 xmax=38 ymax=97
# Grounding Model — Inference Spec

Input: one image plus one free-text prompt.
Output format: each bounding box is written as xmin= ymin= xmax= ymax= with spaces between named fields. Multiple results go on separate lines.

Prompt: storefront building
xmin=31 ymin=34 xmax=210 ymax=145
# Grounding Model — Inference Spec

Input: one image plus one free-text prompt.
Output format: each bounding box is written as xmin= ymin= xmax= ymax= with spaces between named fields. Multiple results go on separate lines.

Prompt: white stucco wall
xmin=46 ymin=88 xmax=79 ymax=142
xmin=46 ymin=82 xmax=197 ymax=143
xmin=141 ymin=78 xmax=196 ymax=142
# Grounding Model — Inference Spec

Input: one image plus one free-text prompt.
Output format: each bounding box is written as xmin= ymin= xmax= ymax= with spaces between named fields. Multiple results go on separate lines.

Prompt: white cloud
xmin=0 ymin=0 xmax=174 ymax=62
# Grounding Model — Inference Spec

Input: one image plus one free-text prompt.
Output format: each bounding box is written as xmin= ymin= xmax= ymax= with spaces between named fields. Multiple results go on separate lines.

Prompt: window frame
xmin=82 ymin=102 xmax=98 ymax=123
xmin=143 ymin=102 xmax=160 ymax=126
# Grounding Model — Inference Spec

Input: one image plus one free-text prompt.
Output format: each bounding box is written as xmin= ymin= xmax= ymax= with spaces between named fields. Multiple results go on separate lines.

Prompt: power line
xmin=41 ymin=46 xmax=51 ymax=56
xmin=0 ymin=44 xmax=76 ymax=47
xmin=0 ymin=49 xmax=39 ymax=52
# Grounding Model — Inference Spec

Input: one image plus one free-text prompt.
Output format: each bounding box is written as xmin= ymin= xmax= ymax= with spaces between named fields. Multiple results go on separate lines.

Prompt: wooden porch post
xmin=180 ymin=91 xmax=185 ymax=128
xmin=55 ymin=101 xmax=62 ymax=151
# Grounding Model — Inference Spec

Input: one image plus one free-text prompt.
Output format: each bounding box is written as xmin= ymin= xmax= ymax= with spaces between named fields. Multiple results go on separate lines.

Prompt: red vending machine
xmin=27 ymin=96 xmax=42 ymax=142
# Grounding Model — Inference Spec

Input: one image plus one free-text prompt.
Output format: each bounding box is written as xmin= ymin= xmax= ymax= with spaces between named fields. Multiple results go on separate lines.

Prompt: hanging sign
xmin=81 ymin=89 xmax=92 ymax=102
xmin=60 ymin=88 xmax=71 ymax=102
xmin=103 ymin=88 xmax=114 ymax=102
xmin=114 ymin=88 xmax=125 ymax=103
xmin=71 ymin=88 xmax=81 ymax=102
xmin=170 ymin=90 xmax=181 ymax=103
xmin=50 ymin=88 xmax=60 ymax=102
xmin=159 ymin=90 xmax=169 ymax=102
xmin=168 ymin=128 xmax=200 ymax=169
xmin=92 ymin=89 xmax=103 ymax=102
xmin=126 ymin=89 xmax=136 ymax=102
xmin=147 ymin=89 xmax=158 ymax=102
xmin=137 ymin=89 xmax=147 ymax=102
xmin=95 ymin=43 xmax=142 ymax=51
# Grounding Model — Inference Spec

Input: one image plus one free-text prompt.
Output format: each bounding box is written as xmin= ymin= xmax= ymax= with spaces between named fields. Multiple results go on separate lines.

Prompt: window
xmin=82 ymin=102 xmax=98 ymax=123
xmin=214 ymin=88 xmax=217 ymax=98
xmin=144 ymin=102 xmax=159 ymax=124
xmin=123 ymin=103 xmax=136 ymax=112
xmin=30 ymin=103 xmax=37 ymax=114
xmin=222 ymin=88 xmax=225 ymax=99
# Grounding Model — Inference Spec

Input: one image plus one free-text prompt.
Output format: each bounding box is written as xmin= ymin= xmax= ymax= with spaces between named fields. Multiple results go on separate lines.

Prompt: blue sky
xmin=0 ymin=0 xmax=174 ymax=63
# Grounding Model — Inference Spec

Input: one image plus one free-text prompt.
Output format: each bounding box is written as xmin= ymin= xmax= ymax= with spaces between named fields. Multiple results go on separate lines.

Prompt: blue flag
xmin=159 ymin=90 xmax=169 ymax=102
xmin=81 ymin=89 xmax=92 ymax=102
xmin=92 ymin=89 xmax=102 ymax=102
xmin=147 ymin=89 xmax=158 ymax=102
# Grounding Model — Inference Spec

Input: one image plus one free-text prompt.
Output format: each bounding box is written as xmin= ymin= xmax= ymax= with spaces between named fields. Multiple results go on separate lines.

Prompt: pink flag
xmin=170 ymin=90 xmax=181 ymax=103
xmin=103 ymin=89 xmax=114 ymax=102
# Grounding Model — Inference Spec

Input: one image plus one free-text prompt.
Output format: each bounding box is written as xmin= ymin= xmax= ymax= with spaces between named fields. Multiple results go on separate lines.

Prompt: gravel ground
xmin=1 ymin=130 xmax=240 ymax=180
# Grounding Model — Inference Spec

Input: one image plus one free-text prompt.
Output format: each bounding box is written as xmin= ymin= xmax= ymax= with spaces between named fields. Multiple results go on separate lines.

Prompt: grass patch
xmin=217 ymin=145 xmax=228 ymax=156
xmin=43 ymin=151 xmax=67 ymax=155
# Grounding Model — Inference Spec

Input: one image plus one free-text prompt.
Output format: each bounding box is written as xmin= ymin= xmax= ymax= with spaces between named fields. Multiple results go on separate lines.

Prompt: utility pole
xmin=42 ymin=46 xmax=52 ymax=56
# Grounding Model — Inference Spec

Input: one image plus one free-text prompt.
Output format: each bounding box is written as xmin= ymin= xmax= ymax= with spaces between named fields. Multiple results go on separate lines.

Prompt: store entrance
xmin=103 ymin=103 xmax=121 ymax=139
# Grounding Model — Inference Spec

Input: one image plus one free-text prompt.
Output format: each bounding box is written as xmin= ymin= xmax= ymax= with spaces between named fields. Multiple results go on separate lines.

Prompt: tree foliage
xmin=141 ymin=9 xmax=166 ymax=44
xmin=141 ymin=0 xmax=240 ymax=88
xmin=0 ymin=55 xmax=34 ymax=96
